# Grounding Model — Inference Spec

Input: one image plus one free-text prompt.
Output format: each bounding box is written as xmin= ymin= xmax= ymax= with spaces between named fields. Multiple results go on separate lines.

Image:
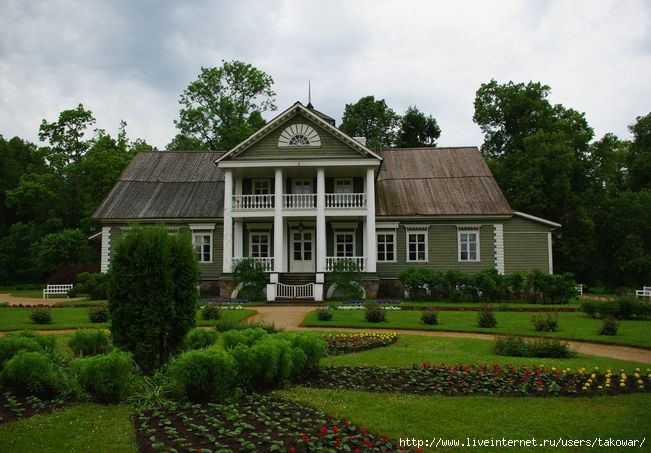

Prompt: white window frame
xmin=252 ymin=179 xmax=271 ymax=195
xmin=458 ymin=228 xmax=481 ymax=262
xmin=249 ymin=231 xmax=270 ymax=258
xmin=376 ymin=230 xmax=397 ymax=262
xmin=405 ymin=227 xmax=429 ymax=263
xmin=292 ymin=178 xmax=313 ymax=194
xmin=192 ymin=231 xmax=213 ymax=263
xmin=334 ymin=230 xmax=356 ymax=258
xmin=334 ymin=177 xmax=354 ymax=194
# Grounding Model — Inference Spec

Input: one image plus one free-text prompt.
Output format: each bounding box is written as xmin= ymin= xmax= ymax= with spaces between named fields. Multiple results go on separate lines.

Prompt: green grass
xmin=323 ymin=334 xmax=651 ymax=369
xmin=328 ymin=300 xmax=582 ymax=309
xmin=0 ymin=307 xmax=255 ymax=331
xmin=53 ymin=299 xmax=106 ymax=306
xmin=303 ymin=310 xmax=651 ymax=348
xmin=0 ymin=403 xmax=137 ymax=452
xmin=279 ymin=388 xmax=651 ymax=452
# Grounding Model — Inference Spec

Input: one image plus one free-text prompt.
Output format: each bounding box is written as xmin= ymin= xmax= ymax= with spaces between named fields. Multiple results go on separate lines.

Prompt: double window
xmin=249 ymin=232 xmax=270 ymax=258
xmin=407 ymin=231 xmax=428 ymax=262
xmin=335 ymin=231 xmax=355 ymax=257
xmin=192 ymin=232 xmax=212 ymax=263
xmin=377 ymin=232 xmax=396 ymax=262
xmin=458 ymin=229 xmax=480 ymax=262
xmin=252 ymin=179 xmax=271 ymax=195
xmin=334 ymin=178 xmax=353 ymax=194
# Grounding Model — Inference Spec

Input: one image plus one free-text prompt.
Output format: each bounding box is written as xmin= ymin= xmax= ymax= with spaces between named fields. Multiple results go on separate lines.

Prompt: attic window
xmin=278 ymin=124 xmax=321 ymax=148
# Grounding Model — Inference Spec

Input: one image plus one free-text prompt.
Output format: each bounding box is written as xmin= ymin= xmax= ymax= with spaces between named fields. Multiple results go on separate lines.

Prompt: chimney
xmin=353 ymin=137 xmax=367 ymax=146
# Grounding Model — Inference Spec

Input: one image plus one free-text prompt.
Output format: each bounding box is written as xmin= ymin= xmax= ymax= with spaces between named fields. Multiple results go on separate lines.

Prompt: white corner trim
xmin=494 ymin=224 xmax=505 ymax=275
xmin=376 ymin=222 xmax=399 ymax=229
xmin=189 ymin=223 xmax=216 ymax=231
xmin=548 ymin=231 xmax=554 ymax=274
xmin=513 ymin=211 xmax=561 ymax=228
xmin=100 ymin=227 xmax=111 ymax=273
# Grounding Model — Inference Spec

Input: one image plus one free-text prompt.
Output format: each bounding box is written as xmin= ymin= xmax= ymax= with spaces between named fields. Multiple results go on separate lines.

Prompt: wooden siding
xmin=376 ymin=221 xmax=495 ymax=278
xmin=231 ymin=114 xmax=365 ymax=160
xmin=503 ymin=216 xmax=551 ymax=274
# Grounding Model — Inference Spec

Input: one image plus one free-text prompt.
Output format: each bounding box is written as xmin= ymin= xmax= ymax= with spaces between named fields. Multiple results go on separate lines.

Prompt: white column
xmin=274 ymin=169 xmax=284 ymax=272
xmin=548 ymin=232 xmax=554 ymax=275
xmin=100 ymin=226 xmax=111 ymax=273
xmin=234 ymin=220 xmax=243 ymax=258
xmin=223 ymin=170 xmax=233 ymax=273
xmin=316 ymin=168 xmax=326 ymax=273
xmin=365 ymin=167 xmax=377 ymax=273
xmin=494 ymin=224 xmax=505 ymax=275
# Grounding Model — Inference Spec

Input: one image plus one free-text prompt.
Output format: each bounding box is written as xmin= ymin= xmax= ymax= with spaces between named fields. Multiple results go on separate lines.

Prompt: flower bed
xmin=207 ymin=298 xmax=251 ymax=304
xmin=302 ymin=365 xmax=651 ymax=397
xmin=0 ymin=390 xmax=66 ymax=423
xmin=134 ymin=394 xmax=411 ymax=452
xmin=324 ymin=332 xmax=398 ymax=356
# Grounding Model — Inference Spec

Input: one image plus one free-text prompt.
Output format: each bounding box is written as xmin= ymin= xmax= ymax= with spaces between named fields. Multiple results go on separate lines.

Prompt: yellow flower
xmin=598 ymin=386 xmax=603 ymax=389
xmin=620 ymin=382 xmax=626 ymax=387
xmin=591 ymin=373 xmax=596 ymax=379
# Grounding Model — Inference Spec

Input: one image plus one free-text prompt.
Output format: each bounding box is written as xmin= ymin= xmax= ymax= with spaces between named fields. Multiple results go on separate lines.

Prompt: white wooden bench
xmin=636 ymin=286 xmax=651 ymax=299
xmin=575 ymin=284 xmax=583 ymax=296
xmin=42 ymin=284 xmax=74 ymax=299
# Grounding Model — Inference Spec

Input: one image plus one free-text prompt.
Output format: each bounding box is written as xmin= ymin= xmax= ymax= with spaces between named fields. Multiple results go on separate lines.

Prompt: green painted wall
xmin=230 ymin=114 xmax=366 ymax=160
xmin=503 ymin=216 xmax=551 ymax=274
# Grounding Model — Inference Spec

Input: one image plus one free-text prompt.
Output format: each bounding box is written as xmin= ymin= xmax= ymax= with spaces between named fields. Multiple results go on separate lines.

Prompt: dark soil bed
xmin=0 ymin=390 xmax=66 ymax=423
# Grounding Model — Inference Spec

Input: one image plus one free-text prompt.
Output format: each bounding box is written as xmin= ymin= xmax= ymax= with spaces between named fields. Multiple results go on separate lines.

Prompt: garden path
xmin=0 ymin=293 xmax=85 ymax=306
xmin=248 ymin=305 xmax=651 ymax=364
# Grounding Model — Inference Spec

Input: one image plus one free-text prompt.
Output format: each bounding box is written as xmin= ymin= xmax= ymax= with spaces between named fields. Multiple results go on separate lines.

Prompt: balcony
xmin=325 ymin=256 xmax=366 ymax=272
xmin=232 ymin=257 xmax=274 ymax=272
xmin=232 ymin=194 xmax=274 ymax=210
xmin=283 ymin=193 xmax=316 ymax=209
xmin=325 ymin=193 xmax=366 ymax=209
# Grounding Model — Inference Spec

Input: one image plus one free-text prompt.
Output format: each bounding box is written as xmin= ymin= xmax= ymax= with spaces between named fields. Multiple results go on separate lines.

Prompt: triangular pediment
xmin=216 ymin=103 xmax=382 ymax=163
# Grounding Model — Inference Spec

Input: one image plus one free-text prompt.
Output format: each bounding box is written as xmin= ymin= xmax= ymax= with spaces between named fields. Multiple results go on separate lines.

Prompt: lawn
xmin=328 ymin=300 xmax=582 ymax=309
xmin=0 ymin=307 xmax=255 ymax=331
xmin=302 ymin=310 xmax=651 ymax=348
xmin=322 ymin=334 xmax=651 ymax=370
xmin=0 ymin=404 xmax=137 ymax=452
xmin=279 ymin=388 xmax=651 ymax=452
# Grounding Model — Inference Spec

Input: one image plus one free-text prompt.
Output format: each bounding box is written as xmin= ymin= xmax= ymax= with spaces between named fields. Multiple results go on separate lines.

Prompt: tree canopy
xmin=396 ymin=106 xmax=441 ymax=147
xmin=339 ymin=96 xmax=400 ymax=150
xmin=173 ymin=60 xmax=276 ymax=150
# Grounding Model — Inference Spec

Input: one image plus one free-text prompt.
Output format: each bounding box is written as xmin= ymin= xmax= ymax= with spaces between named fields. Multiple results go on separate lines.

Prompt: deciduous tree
xmin=339 ymin=96 xmax=399 ymax=149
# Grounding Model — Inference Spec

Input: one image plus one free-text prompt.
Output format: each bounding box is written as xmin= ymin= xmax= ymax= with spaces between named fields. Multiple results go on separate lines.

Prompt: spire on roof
xmin=307 ymin=80 xmax=313 ymax=109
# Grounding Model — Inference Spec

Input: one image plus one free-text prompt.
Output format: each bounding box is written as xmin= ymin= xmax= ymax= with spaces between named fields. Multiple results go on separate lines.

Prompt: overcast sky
xmin=1 ymin=0 xmax=650 ymax=149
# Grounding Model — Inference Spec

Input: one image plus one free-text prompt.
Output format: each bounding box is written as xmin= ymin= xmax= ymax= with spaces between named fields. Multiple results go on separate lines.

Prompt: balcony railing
xmin=232 ymin=194 xmax=274 ymax=210
xmin=326 ymin=256 xmax=366 ymax=272
xmin=276 ymin=282 xmax=314 ymax=299
xmin=284 ymin=193 xmax=316 ymax=209
xmin=232 ymin=257 xmax=274 ymax=272
xmin=325 ymin=193 xmax=366 ymax=209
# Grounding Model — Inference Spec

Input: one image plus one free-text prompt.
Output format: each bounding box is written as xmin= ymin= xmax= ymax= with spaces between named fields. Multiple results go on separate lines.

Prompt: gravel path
xmin=0 ymin=292 xmax=85 ymax=306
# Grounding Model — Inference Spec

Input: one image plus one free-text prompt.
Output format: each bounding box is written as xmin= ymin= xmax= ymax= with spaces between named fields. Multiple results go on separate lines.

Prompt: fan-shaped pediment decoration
xmin=278 ymin=124 xmax=321 ymax=147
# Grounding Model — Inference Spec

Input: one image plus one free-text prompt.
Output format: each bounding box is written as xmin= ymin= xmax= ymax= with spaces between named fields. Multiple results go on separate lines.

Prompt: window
xmin=292 ymin=178 xmax=313 ymax=194
xmin=250 ymin=232 xmax=270 ymax=258
xmin=252 ymin=179 xmax=271 ymax=195
xmin=278 ymin=124 xmax=321 ymax=147
xmin=335 ymin=231 xmax=355 ymax=257
xmin=458 ymin=229 xmax=480 ymax=262
xmin=334 ymin=178 xmax=354 ymax=194
xmin=192 ymin=232 xmax=212 ymax=263
xmin=377 ymin=231 xmax=396 ymax=262
xmin=407 ymin=232 xmax=427 ymax=262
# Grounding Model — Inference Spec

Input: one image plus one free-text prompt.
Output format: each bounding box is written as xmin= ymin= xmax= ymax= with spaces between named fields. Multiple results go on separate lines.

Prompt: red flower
xmin=361 ymin=427 xmax=367 ymax=436
xmin=336 ymin=438 xmax=342 ymax=446
xmin=303 ymin=435 xmax=310 ymax=443
xmin=290 ymin=448 xmax=296 ymax=453
xmin=417 ymin=449 xmax=423 ymax=453
xmin=344 ymin=421 xmax=350 ymax=427
xmin=332 ymin=426 xmax=340 ymax=434
xmin=320 ymin=427 xmax=328 ymax=436
xmin=364 ymin=439 xmax=373 ymax=448
xmin=353 ymin=449 xmax=360 ymax=453
xmin=382 ymin=435 xmax=388 ymax=443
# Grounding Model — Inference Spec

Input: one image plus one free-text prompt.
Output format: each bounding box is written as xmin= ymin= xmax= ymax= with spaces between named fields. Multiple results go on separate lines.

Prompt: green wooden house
xmin=92 ymin=102 xmax=560 ymax=301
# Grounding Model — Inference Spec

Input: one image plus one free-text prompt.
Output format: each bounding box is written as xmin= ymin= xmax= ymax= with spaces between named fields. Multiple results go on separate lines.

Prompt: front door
xmin=290 ymin=228 xmax=315 ymax=272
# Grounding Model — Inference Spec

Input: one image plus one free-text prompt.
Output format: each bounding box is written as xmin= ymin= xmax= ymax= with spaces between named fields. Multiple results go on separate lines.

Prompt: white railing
xmin=284 ymin=193 xmax=316 ymax=209
xmin=232 ymin=257 xmax=275 ymax=272
xmin=42 ymin=284 xmax=74 ymax=299
xmin=636 ymin=286 xmax=651 ymax=299
xmin=575 ymin=284 xmax=583 ymax=296
xmin=325 ymin=193 xmax=366 ymax=209
xmin=232 ymin=194 xmax=274 ymax=210
xmin=326 ymin=256 xmax=366 ymax=272
xmin=276 ymin=282 xmax=314 ymax=299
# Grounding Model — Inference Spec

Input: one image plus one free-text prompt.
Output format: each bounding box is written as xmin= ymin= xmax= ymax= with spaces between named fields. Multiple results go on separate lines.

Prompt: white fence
xmin=325 ymin=256 xmax=366 ymax=272
xmin=325 ymin=193 xmax=366 ymax=209
xmin=276 ymin=282 xmax=314 ymax=299
xmin=232 ymin=194 xmax=274 ymax=210
xmin=283 ymin=194 xmax=316 ymax=209
xmin=636 ymin=286 xmax=651 ymax=299
xmin=232 ymin=257 xmax=274 ymax=272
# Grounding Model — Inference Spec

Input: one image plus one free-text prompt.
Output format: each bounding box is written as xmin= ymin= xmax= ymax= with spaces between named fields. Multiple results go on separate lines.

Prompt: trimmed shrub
xmin=330 ymin=259 xmax=364 ymax=300
xmin=108 ymin=226 xmax=199 ymax=372
xmin=598 ymin=317 xmax=618 ymax=336
xmin=283 ymin=332 xmax=326 ymax=373
xmin=598 ymin=300 xmax=620 ymax=318
xmin=69 ymin=329 xmax=112 ymax=357
xmin=421 ymin=309 xmax=439 ymax=325
xmin=88 ymin=305 xmax=109 ymax=323
xmin=75 ymin=272 xmax=108 ymax=300
xmin=471 ymin=268 xmax=506 ymax=301
xmin=29 ymin=307 xmax=52 ymax=324
xmin=316 ymin=307 xmax=332 ymax=321
xmin=495 ymin=336 xmax=574 ymax=358
xmin=222 ymin=327 xmax=269 ymax=349
xmin=0 ymin=336 xmax=43 ymax=368
xmin=1 ymin=351 xmax=58 ymax=396
xmin=232 ymin=258 xmax=268 ymax=300
xmin=581 ymin=300 xmax=598 ymax=318
xmin=7 ymin=331 xmax=56 ymax=352
xmin=477 ymin=304 xmax=497 ymax=328
xmin=532 ymin=312 xmax=559 ymax=332
xmin=168 ymin=348 xmax=237 ymax=402
xmin=72 ymin=351 xmax=136 ymax=403
xmin=200 ymin=303 xmax=222 ymax=321
xmin=184 ymin=329 xmax=219 ymax=350
xmin=364 ymin=303 xmax=386 ymax=323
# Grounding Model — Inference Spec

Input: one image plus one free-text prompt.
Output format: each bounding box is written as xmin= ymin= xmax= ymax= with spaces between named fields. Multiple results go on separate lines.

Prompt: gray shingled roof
xmin=93 ymin=147 xmax=511 ymax=220
xmin=92 ymin=151 xmax=225 ymax=219
xmin=376 ymin=147 xmax=512 ymax=216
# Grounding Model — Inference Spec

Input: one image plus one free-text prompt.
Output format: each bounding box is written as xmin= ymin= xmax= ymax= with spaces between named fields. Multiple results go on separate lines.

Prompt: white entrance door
xmin=290 ymin=229 xmax=315 ymax=272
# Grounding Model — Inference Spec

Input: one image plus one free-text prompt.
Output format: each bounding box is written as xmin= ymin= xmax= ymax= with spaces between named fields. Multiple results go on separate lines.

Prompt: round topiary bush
xmin=200 ymin=303 xmax=222 ymax=321
xmin=88 ymin=305 xmax=109 ymax=323
xmin=316 ymin=307 xmax=332 ymax=321
xmin=69 ymin=329 xmax=112 ymax=357
xmin=168 ymin=348 xmax=237 ymax=402
xmin=1 ymin=351 xmax=58 ymax=396
xmin=421 ymin=309 xmax=439 ymax=325
xmin=364 ymin=303 xmax=386 ymax=323
xmin=29 ymin=307 xmax=52 ymax=324
xmin=477 ymin=304 xmax=497 ymax=328
xmin=183 ymin=328 xmax=219 ymax=350
xmin=71 ymin=351 xmax=136 ymax=403
xmin=598 ymin=317 xmax=618 ymax=336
